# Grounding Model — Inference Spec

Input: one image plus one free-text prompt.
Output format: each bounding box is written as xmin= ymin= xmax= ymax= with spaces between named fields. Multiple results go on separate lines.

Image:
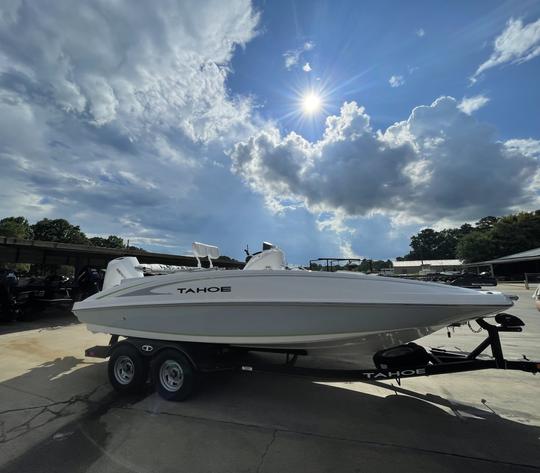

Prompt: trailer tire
xmin=152 ymin=349 xmax=195 ymax=402
xmin=108 ymin=344 xmax=148 ymax=394
xmin=373 ymin=343 xmax=429 ymax=370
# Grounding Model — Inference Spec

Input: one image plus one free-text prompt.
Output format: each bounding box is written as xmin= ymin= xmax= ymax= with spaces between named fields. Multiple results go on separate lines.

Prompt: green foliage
xmin=357 ymin=259 xmax=392 ymax=272
xmin=32 ymin=218 xmax=88 ymax=244
xmin=89 ymin=237 xmax=108 ymax=247
xmin=90 ymin=235 xmax=125 ymax=248
xmin=402 ymin=210 xmax=540 ymax=263
xmin=474 ymin=216 xmax=498 ymax=232
xmin=311 ymin=259 xmax=392 ymax=272
xmin=455 ymin=232 xmax=497 ymax=263
xmin=403 ymin=224 xmax=473 ymax=260
xmin=1 ymin=215 xmax=152 ymax=264
xmin=0 ymin=216 xmax=33 ymax=239
xmin=457 ymin=211 xmax=540 ymax=262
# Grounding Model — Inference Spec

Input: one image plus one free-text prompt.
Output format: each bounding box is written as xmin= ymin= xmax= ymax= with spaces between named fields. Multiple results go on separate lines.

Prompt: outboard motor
xmin=102 ymin=257 xmax=144 ymax=291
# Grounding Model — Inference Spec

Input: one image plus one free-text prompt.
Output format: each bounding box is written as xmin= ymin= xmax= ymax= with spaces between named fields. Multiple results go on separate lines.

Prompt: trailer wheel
xmin=108 ymin=344 xmax=148 ymax=394
xmin=373 ymin=343 xmax=429 ymax=370
xmin=152 ymin=349 xmax=195 ymax=401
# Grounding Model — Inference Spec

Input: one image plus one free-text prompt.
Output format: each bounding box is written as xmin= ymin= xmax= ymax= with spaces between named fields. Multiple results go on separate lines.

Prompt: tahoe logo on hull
xmin=177 ymin=286 xmax=231 ymax=294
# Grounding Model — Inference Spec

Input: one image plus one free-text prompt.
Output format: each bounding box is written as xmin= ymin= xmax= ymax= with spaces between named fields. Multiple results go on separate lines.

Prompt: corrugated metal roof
xmin=494 ymin=247 xmax=540 ymax=260
xmin=465 ymin=247 xmax=540 ymax=265
xmin=392 ymin=259 xmax=463 ymax=267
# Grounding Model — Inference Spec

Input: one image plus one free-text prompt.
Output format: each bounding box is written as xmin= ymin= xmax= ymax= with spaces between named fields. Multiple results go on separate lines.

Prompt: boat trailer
xmin=85 ymin=314 xmax=539 ymax=401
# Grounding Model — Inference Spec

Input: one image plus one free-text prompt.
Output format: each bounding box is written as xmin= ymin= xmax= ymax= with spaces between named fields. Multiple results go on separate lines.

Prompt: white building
xmin=392 ymin=259 xmax=463 ymax=275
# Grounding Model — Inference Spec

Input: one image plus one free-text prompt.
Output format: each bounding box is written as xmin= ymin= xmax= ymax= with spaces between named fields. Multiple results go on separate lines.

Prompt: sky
xmin=0 ymin=0 xmax=539 ymax=264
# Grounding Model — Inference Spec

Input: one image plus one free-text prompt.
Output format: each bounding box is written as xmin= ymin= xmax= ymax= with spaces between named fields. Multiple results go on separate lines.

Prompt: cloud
xmin=0 ymin=2 xmax=364 ymax=263
xmin=0 ymin=0 xmax=266 ymax=256
xmin=302 ymin=62 xmax=312 ymax=72
xmin=338 ymin=239 xmax=362 ymax=259
xmin=283 ymin=41 xmax=315 ymax=70
xmin=231 ymin=97 xmax=539 ymax=225
xmin=389 ymin=75 xmax=405 ymax=87
xmin=416 ymin=28 xmax=425 ymax=37
xmin=472 ymin=17 xmax=540 ymax=81
xmin=504 ymin=138 xmax=540 ymax=159
xmin=458 ymin=95 xmax=490 ymax=114
xmin=0 ymin=0 xmax=259 ymax=140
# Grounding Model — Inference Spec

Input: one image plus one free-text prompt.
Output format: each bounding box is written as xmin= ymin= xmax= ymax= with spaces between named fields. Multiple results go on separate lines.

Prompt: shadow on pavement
xmin=1 ymin=357 xmax=539 ymax=473
xmin=0 ymin=307 xmax=79 ymax=336
xmin=0 ymin=355 xmax=149 ymax=472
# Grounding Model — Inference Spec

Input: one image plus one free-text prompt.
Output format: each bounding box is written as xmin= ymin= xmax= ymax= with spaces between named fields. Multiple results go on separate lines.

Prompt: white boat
xmin=73 ymin=242 xmax=513 ymax=366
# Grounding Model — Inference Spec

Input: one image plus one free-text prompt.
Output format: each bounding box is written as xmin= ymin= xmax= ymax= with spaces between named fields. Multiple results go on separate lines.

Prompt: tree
xmin=0 ymin=216 xmax=33 ymax=239
xmin=126 ymin=245 xmax=146 ymax=252
xmin=456 ymin=232 xmax=497 ymax=263
xmin=405 ymin=228 xmax=444 ymax=260
xmin=457 ymin=211 xmax=540 ymax=262
xmin=475 ymin=216 xmax=499 ymax=232
xmin=459 ymin=223 xmax=474 ymax=235
xmin=357 ymin=259 xmax=392 ymax=272
xmin=89 ymin=237 xmax=108 ymax=247
xmin=401 ymin=211 xmax=540 ymax=262
xmin=90 ymin=235 xmax=125 ymax=248
xmin=32 ymin=218 xmax=88 ymax=244
xmin=106 ymin=235 xmax=125 ymax=248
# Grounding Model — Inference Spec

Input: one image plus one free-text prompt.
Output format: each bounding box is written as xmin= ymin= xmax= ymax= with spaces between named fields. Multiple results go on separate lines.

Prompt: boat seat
xmin=192 ymin=242 xmax=220 ymax=268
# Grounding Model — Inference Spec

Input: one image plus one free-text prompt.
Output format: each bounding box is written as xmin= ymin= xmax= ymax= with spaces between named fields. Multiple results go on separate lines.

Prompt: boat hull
xmin=74 ymin=270 xmax=512 ymax=366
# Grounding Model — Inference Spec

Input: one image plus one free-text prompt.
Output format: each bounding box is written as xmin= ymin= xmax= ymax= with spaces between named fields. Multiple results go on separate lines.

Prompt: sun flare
xmin=302 ymin=92 xmax=322 ymax=114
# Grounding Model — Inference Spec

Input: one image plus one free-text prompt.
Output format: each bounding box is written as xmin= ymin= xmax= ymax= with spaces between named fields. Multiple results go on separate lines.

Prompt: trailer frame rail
xmin=84 ymin=313 xmax=539 ymax=400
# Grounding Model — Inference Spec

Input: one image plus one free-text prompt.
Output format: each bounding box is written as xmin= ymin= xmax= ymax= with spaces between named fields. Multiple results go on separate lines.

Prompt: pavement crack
xmin=0 ymin=383 xmax=108 ymax=444
xmin=256 ymin=429 xmax=277 ymax=473
xmin=1 ymin=384 xmax=56 ymax=403
xmin=114 ymin=405 xmax=540 ymax=470
xmin=0 ymin=384 xmax=106 ymax=416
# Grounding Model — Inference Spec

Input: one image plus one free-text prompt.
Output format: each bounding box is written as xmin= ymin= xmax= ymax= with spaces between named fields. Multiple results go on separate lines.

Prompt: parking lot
xmin=1 ymin=284 xmax=539 ymax=472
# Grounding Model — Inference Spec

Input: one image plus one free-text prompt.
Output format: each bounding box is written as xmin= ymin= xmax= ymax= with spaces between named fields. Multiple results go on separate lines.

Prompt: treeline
xmin=399 ymin=210 xmax=540 ymax=263
xmin=0 ymin=216 xmax=143 ymax=251
xmin=311 ymin=259 xmax=392 ymax=272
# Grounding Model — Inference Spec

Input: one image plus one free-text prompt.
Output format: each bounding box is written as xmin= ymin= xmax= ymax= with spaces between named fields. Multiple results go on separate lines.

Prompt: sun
xmin=301 ymin=92 xmax=322 ymax=114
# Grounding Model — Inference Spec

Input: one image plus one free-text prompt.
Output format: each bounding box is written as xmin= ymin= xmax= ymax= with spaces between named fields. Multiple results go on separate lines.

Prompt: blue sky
xmin=0 ymin=0 xmax=539 ymax=264
xmin=229 ymin=0 xmax=540 ymax=139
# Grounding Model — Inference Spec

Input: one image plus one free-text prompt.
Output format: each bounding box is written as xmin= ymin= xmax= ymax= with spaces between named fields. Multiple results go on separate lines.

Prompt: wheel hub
xmin=114 ymin=355 xmax=135 ymax=385
xmin=159 ymin=360 xmax=184 ymax=392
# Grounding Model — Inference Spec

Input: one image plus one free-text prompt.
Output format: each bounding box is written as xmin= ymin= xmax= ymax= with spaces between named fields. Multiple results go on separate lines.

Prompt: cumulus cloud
xmin=0 ymin=0 xmax=263 ymax=255
xmin=458 ymin=95 xmax=490 ymax=114
xmin=416 ymin=28 xmax=425 ymax=37
xmin=389 ymin=75 xmax=405 ymax=88
xmin=0 ymin=0 xmax=258 ymax=139
xmin=472 ymin=17 xmax=540 ymax=81
xmin=231 ymin=97 xmax=539 ymax=225
xmin=504 ymin=138 xmax=540 ymax=159
xmin=283 ymin=41 xmax=314 ymax=70
xmin=302 ymin=62 xmax=312 ymax=72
